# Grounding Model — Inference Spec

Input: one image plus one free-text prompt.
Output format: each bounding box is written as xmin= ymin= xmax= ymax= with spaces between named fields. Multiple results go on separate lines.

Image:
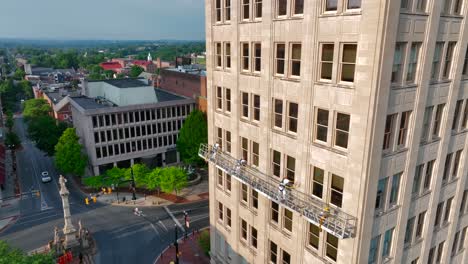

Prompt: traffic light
xmin=92 ymin=196 xmax=97 ymax=203
xmin=85 ymin=198 xmax=89 ymax=205
xmin=107 ymin=187 xmax=112 ymax=194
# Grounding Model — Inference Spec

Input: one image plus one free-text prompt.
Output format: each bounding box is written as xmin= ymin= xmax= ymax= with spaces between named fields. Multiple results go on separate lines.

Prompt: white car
xmin=41 ymin=171 xmax=51 ymax=183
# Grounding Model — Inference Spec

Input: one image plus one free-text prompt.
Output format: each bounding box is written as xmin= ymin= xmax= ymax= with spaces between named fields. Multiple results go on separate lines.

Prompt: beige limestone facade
xmin=205 ymin=0 xmax=468 ymax=263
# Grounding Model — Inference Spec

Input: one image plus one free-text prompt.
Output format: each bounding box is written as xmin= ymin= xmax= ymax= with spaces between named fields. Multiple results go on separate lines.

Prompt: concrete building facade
xmin=70 ymin=79 xmax=195 ymax=175
xmin=205 ymin=1 xmax=468 ymax=264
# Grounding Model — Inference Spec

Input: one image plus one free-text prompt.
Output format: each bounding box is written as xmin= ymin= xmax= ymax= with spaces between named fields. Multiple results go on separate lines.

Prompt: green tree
xmin=5 ymin=132 xmax=20 ymax=148
xmin=129 ymin=65 xmax=144 ymax=78
xmin=5 ymin=113 xmax=14 ymax=131
xmin=197 ymin=230 xmax=210 ymax=256
xmin=18 ymin=80 xmax=33 ymax=99
xmin=27 ymin=116 xmax=67 ymax=155
xmin=103 ymin=167 xmax=128 ymax=186
xmin=0 ymin=240 xmax=53 ymax=264
xmin=176 ymin=110 xmax=208 ymax=165
xmin=54 ymin=128 xmax=87 ymax=176
xmin=22 ymin=99 xmax=51 ymax=121
xmin=159 ymin=167 xmax=187 ymax=195
xmin=124 ymin=163 xmax=149 ymax=187
xmin=12 ymin=69 xmax=25 ymax=80
xmin=104 ymin=70 xmax=115 ymax=79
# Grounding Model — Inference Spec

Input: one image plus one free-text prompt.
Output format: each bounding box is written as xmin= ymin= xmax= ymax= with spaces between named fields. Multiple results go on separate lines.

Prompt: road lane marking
xmin=14 ymin=213 xmax=60 ymax=227
xmin=164 ymin=206 xmax=185 ymax=232
xmin=158 ymin=220 xmax=168 ymax=232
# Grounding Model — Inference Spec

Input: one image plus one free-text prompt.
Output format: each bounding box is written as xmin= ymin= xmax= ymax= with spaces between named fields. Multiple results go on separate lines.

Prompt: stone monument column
xmin=59 ymin=175 xmax=79 ymax=248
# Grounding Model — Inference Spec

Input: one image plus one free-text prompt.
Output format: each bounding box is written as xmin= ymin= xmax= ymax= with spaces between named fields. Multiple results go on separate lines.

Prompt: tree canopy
xmin=0 ymin=240 xmax=53 ymax=264
xmin=22 ymin=99 xmax=52 ymax=121
xmin=5 ymin=132 xmax=20 ymax=148
xmin=54 ymin=128 xmax=87 ymax=176
xmin=176 ymin=110 xmax=208 ymax=165
xmin=129 ymin=65 xmax=144 ymax=78
xmin=27 ymin=116 xmax=67 ymax=156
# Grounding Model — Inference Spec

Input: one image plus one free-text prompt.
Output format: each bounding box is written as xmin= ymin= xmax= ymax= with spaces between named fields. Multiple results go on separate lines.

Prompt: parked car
xmin=41 ymin=171 xmax=51 ymax=183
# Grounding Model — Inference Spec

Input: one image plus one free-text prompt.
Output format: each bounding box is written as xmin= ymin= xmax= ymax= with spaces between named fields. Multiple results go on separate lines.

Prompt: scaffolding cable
xmin=199 ymin=143 xmax=357 ymax=239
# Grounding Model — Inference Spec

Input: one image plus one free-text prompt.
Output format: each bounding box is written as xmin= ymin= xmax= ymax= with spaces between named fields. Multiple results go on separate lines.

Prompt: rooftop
xmin=71 ymin=96 xmax=110 ymax=110
xmin=100 ymin=78 xmax=148 ymax=88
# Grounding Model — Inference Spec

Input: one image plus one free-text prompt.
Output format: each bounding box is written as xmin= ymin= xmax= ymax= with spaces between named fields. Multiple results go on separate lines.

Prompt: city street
xmin=0 ymin=116 xmax=209 ymax=264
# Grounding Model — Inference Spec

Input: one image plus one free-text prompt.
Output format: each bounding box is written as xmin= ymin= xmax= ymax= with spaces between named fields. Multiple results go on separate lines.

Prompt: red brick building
xmin=158 ymin=67 xmax=207 ymax=112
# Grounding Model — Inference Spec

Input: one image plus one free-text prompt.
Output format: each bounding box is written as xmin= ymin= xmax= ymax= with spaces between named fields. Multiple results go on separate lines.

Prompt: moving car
xmin=41 ymin=171 xmax=51 ymax=183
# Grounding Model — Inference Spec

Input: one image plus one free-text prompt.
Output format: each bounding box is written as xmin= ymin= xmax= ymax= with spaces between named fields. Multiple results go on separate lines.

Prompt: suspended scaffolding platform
xmin=199 ymin=143 xmax=357 ymax=239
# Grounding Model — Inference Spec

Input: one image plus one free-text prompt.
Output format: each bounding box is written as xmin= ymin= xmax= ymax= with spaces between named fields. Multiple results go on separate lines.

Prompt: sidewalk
xmin=74 ymin=171 xmax=209 ymax=207
xmin=155 ymin=229 xmax=210 ymax=264
xmin=0 ymin=147 xmax=20 ymax=233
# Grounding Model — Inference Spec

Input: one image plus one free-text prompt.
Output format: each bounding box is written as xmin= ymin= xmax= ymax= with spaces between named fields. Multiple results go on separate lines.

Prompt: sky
xmin=0 ymin=0 xmax=205 ymax=41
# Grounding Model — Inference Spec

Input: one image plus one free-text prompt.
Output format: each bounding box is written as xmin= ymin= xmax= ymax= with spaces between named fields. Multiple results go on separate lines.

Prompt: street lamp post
xmin=174 ymin=225 xmax=179 ymax=264
xmin=130 ymin=167 xmax=137 ymax=200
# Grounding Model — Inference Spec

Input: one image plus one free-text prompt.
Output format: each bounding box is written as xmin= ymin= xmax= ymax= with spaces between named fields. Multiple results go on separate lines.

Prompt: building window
xmin=431 ymin=42 xmax=444 ymax=81
xmin=452 ymin=100 xmax=463 ymax=131
xmin=274 ymin=99 xmax=283 ymax=128
xmin=290 ymin=43 xmax=302 ymax=77
xmin=462 ymin=49 xmax=468 ymax=77
xmin=254 ymin=43 xmax=262 ymax=72
xmin=253 ymin=94 xmax=260 ymax=121
xmin=460 ymin=190 xmax=468 ymax=215
xmin=242 ymin=92 xmax=249 ymax=119
xmin=254 ymin=0 xmax=262 ymax=18
xmin=423 ymin=160 xmax=434 ymax=191
xmin=225 ymin=0 xmax=231 ymax=21
xmin=434 ymin=202 xmax=444 ymax=227
xmin=393 ymin=42 xmax=407 ymax=84
xmin=432 ymin=104 xmax=445 ymax=137
xmin=453 ymin=0 xmax=463 ymax=14
xmin=215 ymin=42 xmax=222 ymax=68
xmin=458 ymin=227 xmax=467 ymax=251
xmin=463 ymin=100 xmax=468 ymax=129
xmin=375 ymin=177 xmax=388 ymax=210
xmin=326 ymin=233 xmax=339 ymax=261
xmin=320 ymin=43 xmax=334 ymax=81
xmin=242 ymin=43 xmax=250 ymax=71
xmin=383 ymin=114 xmax=396 ymax=150
xmin=436 ymin=241 xmax=445 ymax=263
xmin=389 ymin=173 xmax=401 ymax=206
xmin=340 ymin=44 xmax=357 ymax=83
xmin=251 ymin=226 xmax=258 ymax=249
xmin=225 ymin=89 xmax=231 ymax=112
xmin=218 ymin=202 xmax=224 ymax=221
xmin=225 ymin=42 xmax=231 ymax=69
xmin=272 ymin=150 xmax=281 ymax=177
xmin=216 ymin=86 xmax=223 ymax=110
xmin=428 ymin=247 xmax=435 ymax=264
xmin=368 ymin=235 xmax=380 ymax=264
xmin=242 ymin=0 xmax=250 ymax=20
xmin=415 ymin=211 xmax=425 ymax=239
xmin=286 ymin=155 xmax=295 ymax=182
xmin=312 ymin=167 xmax=324 ymax=199
xmin=251 ymin=189 xmax=258 ymax=209
xmin=443 ymin=42 xmax=456 ymax=79
xmin=226 ymin=207 xmax=231 ymax=227
xmin=282 ymin=250 xmax=291 ymax=264
xmin=404 ymin=217 xmax=415 ymax=244
xmin=331 ymin=174 xmax=344 ymax=208
xmin=287 ymin=102 xmax=298 ymax=133
xmin=452 ymin=231 xmax=460 ymax=256
xmin=252 ymin=141 xmax=259 ymax=166
xmin=283 ymin=208 xmax=293 ymax=232
xmin=215 ymin=0 xmax=222 ymax=22
xmin=241 ymin=218 xmax=247 ymax=240
xmin=347 ymin=0 xmax=361 ymax=9
xmin=421 ymin=106 xmax=433 ymax=143
xmin=270 ymin=241 xmax=278 ymax=263
xmin=325 ymin=0 xmax=338 ymax=11
xmin=316 ymin=109 xmax=329 ymax=142
xmin=271 ymin=201 xmax=279 ymax=223
xmin=406 ymin=42 xmax=421 ymax=83
xmin=226 ymin=174 xmax=231 ymax=191
xmin=225 ymin=130 xmax=232 ymax=153
xmin=275 ymin=43 xmax=286 ymax=75
xmin=217 ymin=168 xmax=223 ymax=187
xmin=397 ymin=111 xmax=411 ymax=148
xmin=308 ymin=223 xmax=320 ymax=249
xmin=241 ymin=183 xmax=248 ymax=203
xmin=294 ymin=0 xmax=304 ymax=15
xmin=277 ymin=0 xmax=287 ymax=17
xmin=382 ymin=228 xmax=394 ymax=258
xmin=416 ymin=0 xmax=427 ymax=12
xmin=334 ymin=112 xmax=350 ymax=149
xmin=443 ymin=197 xmax=453 ymax=223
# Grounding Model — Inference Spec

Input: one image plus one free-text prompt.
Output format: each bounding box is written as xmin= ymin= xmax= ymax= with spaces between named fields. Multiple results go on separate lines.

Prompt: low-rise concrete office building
xmin=70 ymin=78 xmax=195 ymax=175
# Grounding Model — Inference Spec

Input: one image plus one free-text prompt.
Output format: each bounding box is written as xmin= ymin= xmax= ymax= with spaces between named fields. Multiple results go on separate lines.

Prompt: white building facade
xmin=205 ymin=0 xmax=468 ymax=264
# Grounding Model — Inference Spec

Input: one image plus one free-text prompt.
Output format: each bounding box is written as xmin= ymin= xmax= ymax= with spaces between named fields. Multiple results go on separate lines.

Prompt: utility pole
xmin=130 ymin=167 xmax=137 ymax=200
xmin=174 ymin=225 xmax=179 ymax=264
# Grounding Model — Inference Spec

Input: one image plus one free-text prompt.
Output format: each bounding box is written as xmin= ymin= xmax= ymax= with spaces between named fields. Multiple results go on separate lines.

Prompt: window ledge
xmin=342 ymin=10 xmax=362 ymax=16
xmin=382 ymin=147 xmax=408 ymax=158
xmin=213 ymin=22 xmax=231 ymax=26
xmin=375 ymin=205 xmax=400 ymax=217
xmin=430 ymin=79 xmax=452 ymax=85
xmin=335 ymin=82 xmax=355 ymax=89
xmin=240 ymin=118 xmax=260 ymax=127
xmin=272 ymin=128 xmax=298 ymax=140
xmin=440 ymin=14 xmax=464 ymax=19
xmin=399 ymin=11 xmax=430 ymax=17
xmin=442 ymin=177 xmax=459 ymax=188
xmin=240 ymin=72 xmax=261 ymax=77
xmin=311 ymin=142 xmax=348 ymax=157
xmin=272 ymin=16 xmax=304 ymax=22
xmin=451 ymin=130 xmax=468 ymax=136
xmin=214 ymin=110 xmax=231 ymax=118
xmin=391 ymin=83 xmax=418 ymax=90
xmin=420 ymin=137 xmax=441 ymax=146
xmin=239 ymin=20 xmax=262 ymax=25
xmin=412 ymin=189 xmax=432 ymax=201
xmin=273 ymin=76 xmax=301 ymax=83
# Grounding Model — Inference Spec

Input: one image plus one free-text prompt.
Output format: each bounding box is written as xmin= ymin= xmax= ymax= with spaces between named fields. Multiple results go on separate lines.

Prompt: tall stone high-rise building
xmin=201 ymin=0 xmax=468 ymax=263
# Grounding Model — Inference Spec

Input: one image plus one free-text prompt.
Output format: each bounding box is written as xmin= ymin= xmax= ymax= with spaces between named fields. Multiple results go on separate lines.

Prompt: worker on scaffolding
xmin=278 ymin=178 xmax=290 ymax=201
xmin=210 ymin=143 xmax=220 ymax=161
xmin=234 ymin=158 xmax=246 ymax=175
